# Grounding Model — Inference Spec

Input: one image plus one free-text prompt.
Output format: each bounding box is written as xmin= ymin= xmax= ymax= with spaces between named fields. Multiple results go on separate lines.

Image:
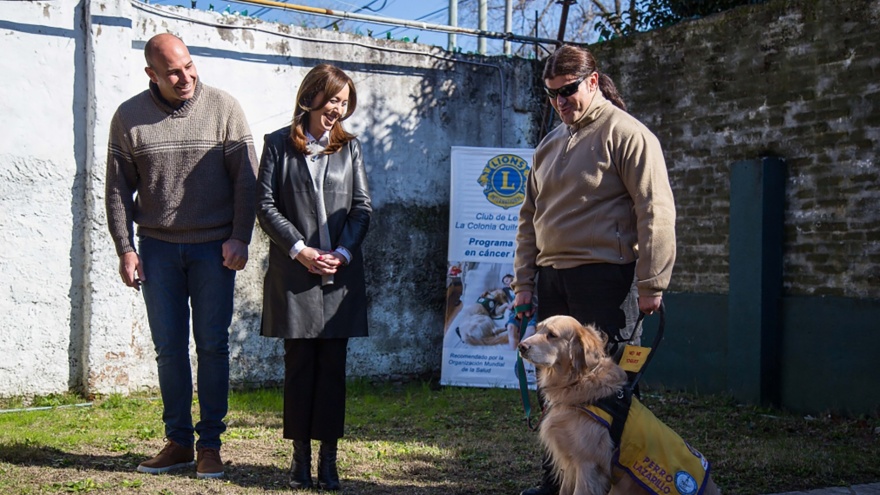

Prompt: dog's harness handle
xmin=629 ymin=301 xmax=665 ymax=390
xmin=513 ymin=303 xmax=538 ymax=430
xmin=605 ymin=299 xmax=664 ymax=359
xmin=594 ymin=301 xmax=666 ymax=448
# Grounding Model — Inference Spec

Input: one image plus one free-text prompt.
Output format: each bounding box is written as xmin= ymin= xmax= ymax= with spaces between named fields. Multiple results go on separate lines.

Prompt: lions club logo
xmin=477 ymin=154 xmax=529 ymax=209
xmin=674 ymin=471 xmax=698 ymax=495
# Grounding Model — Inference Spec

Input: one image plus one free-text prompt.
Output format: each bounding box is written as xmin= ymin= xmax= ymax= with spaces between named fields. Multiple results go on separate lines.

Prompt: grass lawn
xmin=0 ymin=380 xmax=877 ymax=494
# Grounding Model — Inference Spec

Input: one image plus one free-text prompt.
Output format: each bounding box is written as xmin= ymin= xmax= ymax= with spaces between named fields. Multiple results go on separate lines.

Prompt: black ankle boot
xmin=289 ymin=440 xmax=313 ymax=489
xmin=317 ymin=440 xmax=340 ymax=491
xmin=520 ymin=450 xmax=559 ymax=495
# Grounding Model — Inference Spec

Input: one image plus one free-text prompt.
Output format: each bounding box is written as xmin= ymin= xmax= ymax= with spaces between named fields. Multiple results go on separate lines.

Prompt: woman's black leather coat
xmin=256 ymin=126 xmax=372 ymax=339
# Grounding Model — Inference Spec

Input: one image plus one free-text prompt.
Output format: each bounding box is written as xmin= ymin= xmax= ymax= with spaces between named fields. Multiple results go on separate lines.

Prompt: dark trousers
xmin=534 ymin=262 xmax=641 ymax=407
xmin=536 ymin=262 xmax=641 ymax=354
xmin=283 ymin=338 xmax=349 ymax=441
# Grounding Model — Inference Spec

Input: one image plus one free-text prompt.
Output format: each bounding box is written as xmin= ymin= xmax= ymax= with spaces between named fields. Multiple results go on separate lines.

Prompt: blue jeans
xmin=139 ymin=236 xmax=234 ymax=450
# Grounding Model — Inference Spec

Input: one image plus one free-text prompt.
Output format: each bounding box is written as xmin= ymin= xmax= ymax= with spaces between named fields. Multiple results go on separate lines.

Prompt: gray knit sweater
xmin=105 ymin=81 xmax=258 ymax=256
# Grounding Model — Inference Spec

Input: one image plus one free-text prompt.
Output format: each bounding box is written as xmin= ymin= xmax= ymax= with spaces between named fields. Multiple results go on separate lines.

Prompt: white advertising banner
xmin=441 ymin=146 xmax=537 ymax=389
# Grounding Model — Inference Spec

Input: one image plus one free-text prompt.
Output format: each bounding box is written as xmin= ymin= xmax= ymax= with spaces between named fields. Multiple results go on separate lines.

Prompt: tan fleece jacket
xmin=105 ymin=81 xmax=258 ymax=256
xmin=513 ymin=91 xmax=676 ymax=297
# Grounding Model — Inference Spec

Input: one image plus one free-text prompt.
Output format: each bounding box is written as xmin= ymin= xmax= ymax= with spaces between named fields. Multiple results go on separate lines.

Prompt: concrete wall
xmin=3 ymin=0 xmax=879 ymax=414
xmin=0 ymin=0 xmax=537 ymax=397
xmin=0 ymin=1 xmax=88 ymax=396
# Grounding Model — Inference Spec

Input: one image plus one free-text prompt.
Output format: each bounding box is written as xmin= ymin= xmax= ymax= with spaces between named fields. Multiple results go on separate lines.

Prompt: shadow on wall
xmin=227 ymin=51 xmax=508 ymax=382
xmin=348 ymin=55 xmax=511 ymax=379
xmin=124 ymin=15 xmax=517 ymax=383
xmin=228 ymin=227 xmax=275 ymax=387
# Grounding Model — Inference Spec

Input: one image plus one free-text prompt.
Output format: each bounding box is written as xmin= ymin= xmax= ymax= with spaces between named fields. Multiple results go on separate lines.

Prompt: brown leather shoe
xmin=136 ymin=439 xmax=194 ymax=474
xmin=196 ymin=447 xmax=225 ymax=479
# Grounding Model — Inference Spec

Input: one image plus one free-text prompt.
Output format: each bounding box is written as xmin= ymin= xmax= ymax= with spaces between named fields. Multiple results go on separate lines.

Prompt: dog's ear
xmin=570 ymin=322 xmax=589 ymax=375
xmin=572 ymin=323 xmax=604 ymax=375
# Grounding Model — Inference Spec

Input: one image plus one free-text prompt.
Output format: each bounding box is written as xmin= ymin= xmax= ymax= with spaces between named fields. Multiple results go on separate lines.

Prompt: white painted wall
xmin=0 ymin=0 xmax=537 ymax=397
xmin=0 ymin=1 xmax=84 ymax=396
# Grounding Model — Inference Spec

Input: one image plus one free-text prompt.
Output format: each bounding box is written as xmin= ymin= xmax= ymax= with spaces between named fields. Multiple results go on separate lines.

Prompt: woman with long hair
xmin=256 ymin=64 xmax=372 ymax=491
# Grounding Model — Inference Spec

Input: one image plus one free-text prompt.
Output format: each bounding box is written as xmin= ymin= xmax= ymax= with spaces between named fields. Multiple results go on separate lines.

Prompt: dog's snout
xmin=518 ymin=341 xmax=529 ymax=355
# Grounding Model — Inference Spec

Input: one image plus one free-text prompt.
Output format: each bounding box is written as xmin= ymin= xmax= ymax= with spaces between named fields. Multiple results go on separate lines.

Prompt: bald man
xmin=105 ymin=33 xmax=257 ymax=479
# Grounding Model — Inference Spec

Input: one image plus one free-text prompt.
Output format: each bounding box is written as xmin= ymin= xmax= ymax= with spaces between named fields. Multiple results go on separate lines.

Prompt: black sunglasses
xmin=543 ymin=76 xmax=585 ymax=99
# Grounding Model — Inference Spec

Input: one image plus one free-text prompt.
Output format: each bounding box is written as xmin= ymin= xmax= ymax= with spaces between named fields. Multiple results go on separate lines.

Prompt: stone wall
xmin=592 ymin=0 xmax=880 ymax=298
xmin=588 ymin=0 xmax=880 ymax=413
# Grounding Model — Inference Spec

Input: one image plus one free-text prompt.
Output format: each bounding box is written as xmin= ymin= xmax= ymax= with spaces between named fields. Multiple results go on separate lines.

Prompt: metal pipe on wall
xmin=504 ymin=0 xmax=512 ymax=55
xmin=448 ymin=0 xmax=458 ymax=51
xmin=478 ymin=0 xmax=487 ymax=54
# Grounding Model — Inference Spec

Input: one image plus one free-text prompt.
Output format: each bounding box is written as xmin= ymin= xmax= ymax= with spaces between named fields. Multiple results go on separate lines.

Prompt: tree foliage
xmin=592 ymin=0 xmax=766 ymax=40
xmin=456 ymin=0 xmax=765 ymax=54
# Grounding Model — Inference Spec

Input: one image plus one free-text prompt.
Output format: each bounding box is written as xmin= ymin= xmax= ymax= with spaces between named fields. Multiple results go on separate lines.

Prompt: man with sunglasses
xmin=512 ymin=45 xmax=676 ymax=495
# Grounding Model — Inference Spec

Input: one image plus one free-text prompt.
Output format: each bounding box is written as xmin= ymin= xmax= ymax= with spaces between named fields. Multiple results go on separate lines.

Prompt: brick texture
xmin=589 ymin=0 xmax=880 ymax=298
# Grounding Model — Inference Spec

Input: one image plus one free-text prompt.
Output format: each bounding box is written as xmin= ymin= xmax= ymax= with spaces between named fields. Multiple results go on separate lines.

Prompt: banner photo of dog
xmin=441 ymin=146 xmax=537 ymax=389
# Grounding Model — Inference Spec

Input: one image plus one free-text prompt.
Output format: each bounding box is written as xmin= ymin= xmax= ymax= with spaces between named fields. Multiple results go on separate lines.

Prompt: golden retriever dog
xmin=454 ymin=288 xmax=510 ymax=346
xmin=518 ymin=315 xmax=721 ymax=495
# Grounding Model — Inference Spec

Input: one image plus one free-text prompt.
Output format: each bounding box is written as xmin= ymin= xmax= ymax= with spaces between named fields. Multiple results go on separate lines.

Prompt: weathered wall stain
xmin=1 ymin=0 xmax=878 ymax=398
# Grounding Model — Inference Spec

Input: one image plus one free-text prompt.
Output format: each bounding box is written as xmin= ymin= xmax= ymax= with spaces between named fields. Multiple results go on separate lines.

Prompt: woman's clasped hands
xmin=296 ymin=246 xmax=345 ymax=275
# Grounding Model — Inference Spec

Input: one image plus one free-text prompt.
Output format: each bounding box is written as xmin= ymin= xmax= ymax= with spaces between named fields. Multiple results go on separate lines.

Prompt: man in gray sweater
xmin=105 ymin=33 xmax=257 ymax=479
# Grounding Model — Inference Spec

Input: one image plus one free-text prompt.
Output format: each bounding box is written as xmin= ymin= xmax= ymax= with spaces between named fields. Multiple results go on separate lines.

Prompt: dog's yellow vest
xmin=581 ymin=397 xmax=711 ymax=495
